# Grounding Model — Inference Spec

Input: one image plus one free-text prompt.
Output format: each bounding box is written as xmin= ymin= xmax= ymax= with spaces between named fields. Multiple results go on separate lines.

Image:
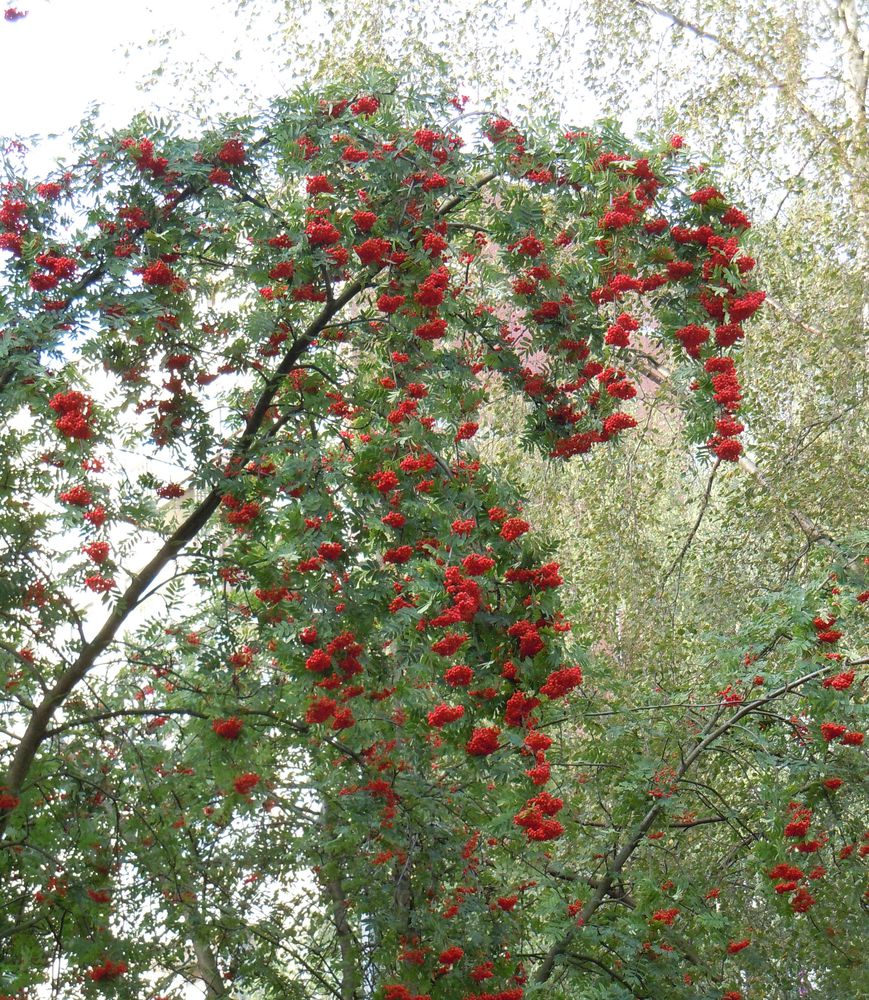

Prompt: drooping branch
xmin=640 ymin=362 xmax=833 ymax=545
xmin=659 ymin=457 xmax=720 ymax=585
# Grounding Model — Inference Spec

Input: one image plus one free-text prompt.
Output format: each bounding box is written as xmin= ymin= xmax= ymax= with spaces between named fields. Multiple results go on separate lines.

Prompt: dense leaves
xmin=0 ymin=72 xmax=866 ymax=1000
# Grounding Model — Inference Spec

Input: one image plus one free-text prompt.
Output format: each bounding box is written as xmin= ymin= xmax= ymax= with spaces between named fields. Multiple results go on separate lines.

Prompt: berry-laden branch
xmin=533 ymin=658 xmax=855 ymax=983
xmin=641 ymin=360 xmax=834 ymax=545
xmin=0 ymin=332 xmax=305 ymax=831
xmin=0 ymin=149 xmax=499 ymax=834
xmin=5 ymin=319 xmax=346 ymax=831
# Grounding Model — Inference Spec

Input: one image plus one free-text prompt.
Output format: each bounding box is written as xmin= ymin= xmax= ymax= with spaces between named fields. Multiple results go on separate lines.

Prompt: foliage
xmin=0 ymin=32 xmax=866 ymax=1000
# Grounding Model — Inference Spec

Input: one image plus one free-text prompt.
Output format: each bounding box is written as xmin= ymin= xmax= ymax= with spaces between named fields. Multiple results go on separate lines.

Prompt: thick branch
xmin=0 ymin=168 xmax=500 ymax=835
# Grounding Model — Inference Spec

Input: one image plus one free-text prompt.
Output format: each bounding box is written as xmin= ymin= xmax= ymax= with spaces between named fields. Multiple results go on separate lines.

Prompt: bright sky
xmin=4 ymin=2 xmax=187 ymax=128
xmin=1 ymin=0 xmax=296 ymax=162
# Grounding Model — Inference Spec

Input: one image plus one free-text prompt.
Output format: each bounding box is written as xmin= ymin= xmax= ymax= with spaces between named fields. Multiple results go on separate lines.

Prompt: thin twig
xmin=660 ymin=458 xmax=721 ymax=586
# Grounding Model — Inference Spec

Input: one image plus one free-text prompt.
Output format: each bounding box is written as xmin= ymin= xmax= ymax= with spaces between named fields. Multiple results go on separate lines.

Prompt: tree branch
xmin=534 ymin=659 xmax=843 ymax=982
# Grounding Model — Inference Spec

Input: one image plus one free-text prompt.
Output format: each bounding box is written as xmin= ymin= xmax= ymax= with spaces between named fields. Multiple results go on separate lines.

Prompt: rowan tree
xmin=0 ymin=67 xmax=866 ymax=1000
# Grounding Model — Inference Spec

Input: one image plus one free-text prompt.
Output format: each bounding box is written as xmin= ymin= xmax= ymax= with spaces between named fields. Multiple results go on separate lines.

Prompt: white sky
xmin=0 ymin=0 xmax=296 ymax=160
xmin=0 ymin=0 xmax=618 ymax=161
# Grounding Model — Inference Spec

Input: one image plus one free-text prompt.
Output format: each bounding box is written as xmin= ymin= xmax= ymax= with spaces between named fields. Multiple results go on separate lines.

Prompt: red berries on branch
xmin=49 ymin=391 xmax=93 ymax=440
xmin=2 ymin=82 xmax=811 ymax=999
xmin=212 ymin=717 xmax=243 ymax=740
xmin=87 ymin=958 xmax=128 ymax=982
xmin=233 ymin=772 xmax=260 ymax=794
